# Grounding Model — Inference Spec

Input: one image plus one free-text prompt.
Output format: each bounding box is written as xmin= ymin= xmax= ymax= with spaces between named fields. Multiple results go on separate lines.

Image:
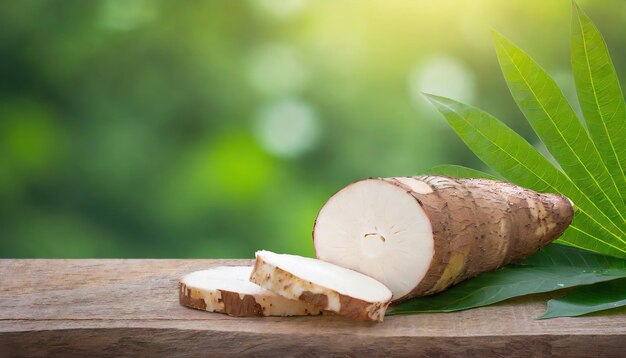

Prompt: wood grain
xmin=1 ymin=259 xmax=625 ymax=357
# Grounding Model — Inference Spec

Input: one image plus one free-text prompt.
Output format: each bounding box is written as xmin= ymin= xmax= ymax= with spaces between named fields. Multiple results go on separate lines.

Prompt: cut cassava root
xmin=179 ymin=175 xmax=573 ymax=322
xmin=250 ymin=250 xmax=393 ymax=322
xmin=179 ymin=266 xmax=321 ymax=317
xmin=313 ymin=175 xmax=574 ymax=302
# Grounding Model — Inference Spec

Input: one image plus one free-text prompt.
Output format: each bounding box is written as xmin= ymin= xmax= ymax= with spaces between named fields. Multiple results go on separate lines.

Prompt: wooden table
xmin=1 ymin=259 xmax=624 ymax=357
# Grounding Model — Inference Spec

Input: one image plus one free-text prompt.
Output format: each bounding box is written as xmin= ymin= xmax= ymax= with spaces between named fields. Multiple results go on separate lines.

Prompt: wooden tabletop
xmin=1 ymin=259 xmax=624 ymax=357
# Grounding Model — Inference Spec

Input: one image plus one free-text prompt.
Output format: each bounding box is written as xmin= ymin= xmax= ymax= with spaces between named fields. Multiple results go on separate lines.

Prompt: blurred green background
xmin=1 ymin=0 xmax=624 ymax=258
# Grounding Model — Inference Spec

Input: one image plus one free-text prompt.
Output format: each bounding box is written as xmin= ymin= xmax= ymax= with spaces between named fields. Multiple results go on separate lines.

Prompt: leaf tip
xmin=571 ymin=1 xmax=584 ymax=27
xmin=490 ymin=29 xmax=516 ymax=54
xmin=572 ymin=0 xmax=593 ymax=25
xmin=571 ymin=0 xmax=581 ymax=14
xmin=421 ymin=92 xmax=445 ymax=106
xmin=490 ymin=28 xmax=506 ymax=43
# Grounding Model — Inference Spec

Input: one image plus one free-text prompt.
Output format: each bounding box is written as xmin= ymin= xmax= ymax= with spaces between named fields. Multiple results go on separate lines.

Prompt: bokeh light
xmin=254 ymin=98 xmax=320 ymax=158
xmin=251 ymin=0 xmax=309 ymax=20
xmin=2 ymin=0 xmax=626 ymax=258
xmin=409 ymin=55 xmax=476 ymax=106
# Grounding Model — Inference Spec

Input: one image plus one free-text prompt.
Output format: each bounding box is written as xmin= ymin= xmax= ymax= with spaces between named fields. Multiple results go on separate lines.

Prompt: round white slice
xmin=179 ymin=266 xmax=321 ymax=317
xmin=250 ymin=251 xmax=392 ymax=322
xmin=314 ymin=178 xmax=434 ymax=300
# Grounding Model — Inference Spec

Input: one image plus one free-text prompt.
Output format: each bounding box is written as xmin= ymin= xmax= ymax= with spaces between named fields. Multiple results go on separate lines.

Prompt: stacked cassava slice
xmin=179 ymin=266 xmax=321 ymax=317
xmin=250 ymin=250 xmax=393 ymax=321
xmin=180 ymin=175 xmax=574 ymax=322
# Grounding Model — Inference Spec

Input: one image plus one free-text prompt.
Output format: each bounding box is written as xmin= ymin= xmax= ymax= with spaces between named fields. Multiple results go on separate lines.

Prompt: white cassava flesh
xmin=250 ymin=250 xmax=392 ymax=322
xmin=179 ymin=266 xmax=321 ymax=317
xmin=313 ymin=176 xmax=574 ymax=302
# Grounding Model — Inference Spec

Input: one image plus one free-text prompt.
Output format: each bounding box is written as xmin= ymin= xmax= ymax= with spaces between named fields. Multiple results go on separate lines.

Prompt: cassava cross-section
xmin=313 ymin=175 xmax=574 ymax=302
xmin=179 ymin=266 xmax=321 ymax=316
xmin=250 ymin=250 xmax=393 ymax=321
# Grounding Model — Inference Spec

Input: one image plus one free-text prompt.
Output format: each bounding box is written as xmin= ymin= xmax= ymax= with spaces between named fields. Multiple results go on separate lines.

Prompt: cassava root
xmin=313 ymin=175 xmax=573 ymax=302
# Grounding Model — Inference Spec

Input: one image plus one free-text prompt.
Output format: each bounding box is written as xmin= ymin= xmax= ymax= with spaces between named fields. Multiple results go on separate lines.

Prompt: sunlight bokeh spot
xmin=254 ymin=98 xmax=320 ymax=158
xmin=409 ymin=55 xmax=476 ymax=105
xmin=251 ymin=0 xmax=309 ymax=20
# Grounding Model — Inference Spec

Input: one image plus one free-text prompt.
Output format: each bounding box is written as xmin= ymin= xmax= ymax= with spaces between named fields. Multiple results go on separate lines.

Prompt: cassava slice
xmin=250 ymin=250 xmax=392 ymax=322
xmin=179 ymin=266 xmax=321 ymax=317
xmin=313 ymin=175 xmax=574 ymax=302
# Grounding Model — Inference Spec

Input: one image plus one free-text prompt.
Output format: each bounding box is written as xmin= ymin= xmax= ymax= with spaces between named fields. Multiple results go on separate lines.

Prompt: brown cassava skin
xmin=386 ymin=175 xmax=574 ymax=302
xmin=180 ymin=283 xmax=263 ymax=316
xmin=250 ymin=255 xmax=391 ymax=322
xmin=179 ymin=282 xmax=321 ymax=317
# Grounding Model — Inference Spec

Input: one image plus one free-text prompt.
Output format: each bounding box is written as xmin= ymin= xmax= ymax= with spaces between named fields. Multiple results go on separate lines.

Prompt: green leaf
xmin=538 ymin=278 xmax=626 ymax=319
xmin=571 ymin=3 xmax=626 ymax=202
xmin=425 ymin=94 xmax=626 ymax=258
xmin=493 ymin=31 xmax=626 ymax=233
xmin=410 ymin=4 xmax=626 ymax=318
xmin=387 ymin=244 xmax=626 ymax=315
xmin=425 ymin=164 xmax=500 ymax=180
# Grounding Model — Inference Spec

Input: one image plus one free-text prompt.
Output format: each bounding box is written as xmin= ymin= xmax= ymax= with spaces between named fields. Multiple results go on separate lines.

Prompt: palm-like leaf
xmin=425 ymin=94 xmax=626 ymax=258
xmin=571 ymin=3 xmax=626 ymax=202
xmin=403 ymin=3 xmax=626 ymax=318
xmin=493 ymin=31 xmax=626 ymax=232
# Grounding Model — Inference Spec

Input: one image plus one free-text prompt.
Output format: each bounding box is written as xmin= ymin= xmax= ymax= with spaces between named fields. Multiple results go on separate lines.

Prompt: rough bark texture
xmin=179 ymin=278 xmax=321 ymax=317
xmin=180 ymin=282 xmax=209 ymax=311
xmin=180 ymin=283 xmax=265 ymax=316
xmin=387 ymin=175 xmax=574 ymax=301
xmin=250 ymin=254 xmax=391 ymax=322
xmin=2 ymin=259 xmax=624 ymax=357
